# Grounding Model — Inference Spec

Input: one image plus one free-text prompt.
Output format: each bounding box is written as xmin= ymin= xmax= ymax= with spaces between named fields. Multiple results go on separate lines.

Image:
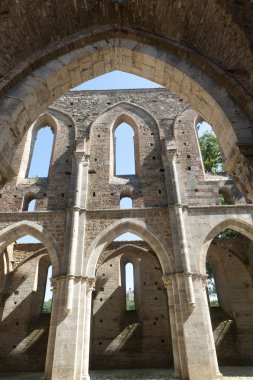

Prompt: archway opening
xmin=205 ymin=226 xmax=253 ymax=373
xmin=91 ymin=229 xmax=173 ymax=371
xmin=0 ymin=232 xmax=53 ymax=373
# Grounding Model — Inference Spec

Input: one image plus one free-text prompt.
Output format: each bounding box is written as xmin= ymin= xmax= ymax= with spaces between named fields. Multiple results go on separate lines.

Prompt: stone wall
xmin=91 ymin=241 xmax=173 ymax=369
xmin=0 ymin=88 xmax=252 ymax=379
xmin=0 ymin=243 xmax=51 ymax=372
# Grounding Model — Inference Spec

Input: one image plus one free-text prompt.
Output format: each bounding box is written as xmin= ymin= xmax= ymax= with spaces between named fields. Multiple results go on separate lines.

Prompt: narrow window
xmin=114 ymin=123 xmax=135 ymax=175
xmin=206 ymin=262 xmax=219 ymax=307
xmin=28 ymin=126 xmax=54 ymax=178
xmin=120 ymin=197 xmax=133 ymax=209
xmin=125 ymin=262 xmax=135 ymax=310
xmin=42 ymin=265 xmax=52 ymax=314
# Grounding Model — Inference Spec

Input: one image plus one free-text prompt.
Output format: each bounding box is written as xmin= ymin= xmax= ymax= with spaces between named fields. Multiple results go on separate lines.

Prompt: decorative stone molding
xmin=86 ymin=277 xmax=96 ymax=293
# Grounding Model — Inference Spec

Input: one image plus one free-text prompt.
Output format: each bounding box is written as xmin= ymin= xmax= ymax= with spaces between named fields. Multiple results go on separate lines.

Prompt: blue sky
xmin=17 ymin=70 xmax=213 ymax=298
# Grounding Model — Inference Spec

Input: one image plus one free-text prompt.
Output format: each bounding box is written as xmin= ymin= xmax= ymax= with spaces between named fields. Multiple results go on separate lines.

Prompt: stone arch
xmin=218 ymin=186 xmax=234 ymax=205
xmin=86 ymin=218 xmax=173 ymax=277
xmin=1 ymin=34 xmax=252 ymax=195
xmin=89 ymin=100 xmax=161 ymax=179
xmin=199 ymin=218 xmax=253 ymax=274
xmin=108 ymin=101 xmax=160 ymax=135
xmin=0 ymin=221 xmax=61 ymax=275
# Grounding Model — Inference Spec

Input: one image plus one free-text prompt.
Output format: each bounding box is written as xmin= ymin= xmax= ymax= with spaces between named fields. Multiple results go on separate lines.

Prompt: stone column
xmin=162 ymin=141 xmax=195 ymax=306
xmin=50 ymin=275 xmax=87 ymax=380
xmin=44 ymin=278 xmax=61 ymax=379
xmin=183 ymin=274 xmax=222 ymax=380
xmin=162 ymin=140 xmax=222 ymax=379
xmin=163 ymin=275 xmax=187 ymax=379
xmin=82 ymin=277 xmax=96 ymax=380
xmin=66 ymin=151 xmax=88 ymax=312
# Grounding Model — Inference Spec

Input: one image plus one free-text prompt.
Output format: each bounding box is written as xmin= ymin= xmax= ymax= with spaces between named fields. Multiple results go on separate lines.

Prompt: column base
xmin=82 ymin=374 xmax=90 ymax=380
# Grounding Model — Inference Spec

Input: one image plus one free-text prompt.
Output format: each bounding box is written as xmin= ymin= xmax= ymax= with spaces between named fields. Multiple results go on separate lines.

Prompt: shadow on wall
xmin=0 ymin=246 xmax=51 ymax=372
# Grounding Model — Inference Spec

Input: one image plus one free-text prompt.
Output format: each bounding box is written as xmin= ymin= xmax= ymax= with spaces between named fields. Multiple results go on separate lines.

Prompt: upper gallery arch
xmin=1 ymin=34 xmax=251 ymax=157
xmin=0 ymin=33 xmax=252 ymax=196
xmin=85 ymin=218 xmax=174 ymax=278
xmin=0 ymin=220 xmax=61 ymax=276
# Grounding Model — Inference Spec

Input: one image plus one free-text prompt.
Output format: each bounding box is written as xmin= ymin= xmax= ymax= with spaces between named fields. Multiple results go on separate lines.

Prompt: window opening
xmin=206 ymin=262 xmax=219 ymax=307
xmin=114 ymin=233 xmax=142 ymax=242
xmin=28 ymin=126 xmax=54 ymax=178
xmin=219 ymin=187 xmax=234 ymax=205
xmin=120 ymin=197 xmax=133 ymax=209
xmin=125 ymin=262 xmax=135 ymax=311
xmin=16 ymin=234 xmax=40 ymax=244
xmin=42 ymin=265 xmax=52 ymax=314
xmin=196 ymin=121 xmax=224 ymax=174
xmin=27 ymin=199 xmax=36 ymax=211
xmin=114 ymin=123 xmax=135 ymax=175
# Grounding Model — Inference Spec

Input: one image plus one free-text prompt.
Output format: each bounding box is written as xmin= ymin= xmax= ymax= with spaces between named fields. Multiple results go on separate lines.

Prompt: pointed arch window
xmin=125 ymin=262 xmax=135 ymax=311
xmin=42 ymin=265 xmax=52 ymax=314
xmin=27 ymin=126 xmax=54 ymax=178
xmin=114 ymin=123 xmax=135 ymax=175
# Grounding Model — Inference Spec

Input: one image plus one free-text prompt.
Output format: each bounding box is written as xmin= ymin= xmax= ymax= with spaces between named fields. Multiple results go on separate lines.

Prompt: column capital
xmin=85 ymin=277 xmax=96 ymax=292
xmin=162 ymin=275 xmax=173 ymax=289
xmin=73 ymin=150 xmax=89 ymax=165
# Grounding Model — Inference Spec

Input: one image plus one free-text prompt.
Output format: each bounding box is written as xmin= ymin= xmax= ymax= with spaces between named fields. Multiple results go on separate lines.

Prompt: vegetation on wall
xmin=126 ymin=294 xmax=135 ymax=311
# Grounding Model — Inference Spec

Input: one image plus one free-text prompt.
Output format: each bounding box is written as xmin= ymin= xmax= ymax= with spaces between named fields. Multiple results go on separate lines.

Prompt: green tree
xmin=206 ymin=262 xmax=219 ymax=307
xmin=199 ymin=131 xmax=223 ymax=173
xmin=42 ymin=298 xmax=52 ymax=313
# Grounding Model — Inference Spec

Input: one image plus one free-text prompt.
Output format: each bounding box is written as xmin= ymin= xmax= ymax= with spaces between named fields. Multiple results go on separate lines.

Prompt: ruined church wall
xmin=91 ymin=241 xmax=173 ymax=369
xmin=0 ymin=244 xmax=51 ymax=371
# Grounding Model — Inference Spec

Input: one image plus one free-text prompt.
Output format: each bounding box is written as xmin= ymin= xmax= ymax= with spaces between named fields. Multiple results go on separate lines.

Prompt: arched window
xmin=114 ymin=123 xmax=135 ymax=175
xmin=27 ymin=126 xmax=54 ymax=178
xmin=120 ymin=197 xmax=133 ymax=209
xmin=42 ymin=265 xmax=52 ymax=314
xmin=196 ymin=120 xmax=223 ymax=174
xmin=22 ymin=193 xmax=36 ymax=211
xmin=125 ymin=262 xmax=135 ymax=311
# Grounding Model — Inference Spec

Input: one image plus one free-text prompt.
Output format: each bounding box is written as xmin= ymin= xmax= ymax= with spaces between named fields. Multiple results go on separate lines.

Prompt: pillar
xmin=163 ymin=275 xmax=188 ymax=379
xmin=82 ymin=277 xmax=96 ymax=380
xmin=181 ymin=274 xmax=222 ymax=380
xmin=162 ymin=139 xmax=221 ymax=378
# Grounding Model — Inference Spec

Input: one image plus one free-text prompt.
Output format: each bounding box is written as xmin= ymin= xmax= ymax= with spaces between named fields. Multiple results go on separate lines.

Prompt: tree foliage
xmin=198 ymin=131 xmax=223 ymax=173
xmin=218 ymin=228 xmax=241 ymax=238
xmin=206 ymin=262 xmax=219 ymax=307
xmin=42 ymin=298 xmax=52 ymax=313
xmin=126 ymin=294 xmax=135 ymax=311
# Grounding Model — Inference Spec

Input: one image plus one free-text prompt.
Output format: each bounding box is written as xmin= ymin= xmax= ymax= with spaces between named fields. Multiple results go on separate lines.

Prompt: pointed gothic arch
xmin=86 ymin=218 xmax=173 ymax=278
xmin=0 ymin=221 xmax=61 ymax=275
